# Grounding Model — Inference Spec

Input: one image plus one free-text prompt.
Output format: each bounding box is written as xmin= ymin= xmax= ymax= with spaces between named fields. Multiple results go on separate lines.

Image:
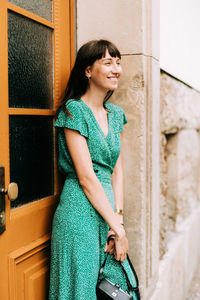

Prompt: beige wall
xmin=77 ymin=0 xmax=159 ymax=58
xmin=77 ymin=1 xmax=160 ymax=298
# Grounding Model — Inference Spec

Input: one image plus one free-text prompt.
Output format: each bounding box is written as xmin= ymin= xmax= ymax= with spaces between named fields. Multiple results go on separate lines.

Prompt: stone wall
xmin=148 ymin=71 xmax=200 ymax=300
xmin=160 ymin=71 xmax=200 ymax=258
xmin=148 ymin=70 xmax=200 ymax=300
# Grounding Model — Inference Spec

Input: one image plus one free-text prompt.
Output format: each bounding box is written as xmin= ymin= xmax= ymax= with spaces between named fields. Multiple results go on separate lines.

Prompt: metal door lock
xmin=0 ymin=211 xmax=5 ymax=226
xmin=0 ymin=182 xmax=18 ymax=201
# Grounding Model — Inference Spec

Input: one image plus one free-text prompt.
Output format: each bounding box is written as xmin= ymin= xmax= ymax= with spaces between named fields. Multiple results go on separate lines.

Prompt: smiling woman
xmin=85 ymin=49 xmax=122 ymax=91
xmin=49 ymin=40 xmax=139 ymax=300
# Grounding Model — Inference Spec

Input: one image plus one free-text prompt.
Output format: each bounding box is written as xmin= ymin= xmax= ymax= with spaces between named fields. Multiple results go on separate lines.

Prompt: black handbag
xmin=96 ymin=241 xmax=140 ymax=300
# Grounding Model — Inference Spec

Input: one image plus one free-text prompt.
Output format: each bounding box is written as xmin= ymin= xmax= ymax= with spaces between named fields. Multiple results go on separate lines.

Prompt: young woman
xmin=49 ymin=40 xmax=136 ymax=299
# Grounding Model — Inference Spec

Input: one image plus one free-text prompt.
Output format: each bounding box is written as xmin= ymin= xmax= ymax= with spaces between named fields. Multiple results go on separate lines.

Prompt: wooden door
xmin=0 ymin=1 xmax=74 ymax=299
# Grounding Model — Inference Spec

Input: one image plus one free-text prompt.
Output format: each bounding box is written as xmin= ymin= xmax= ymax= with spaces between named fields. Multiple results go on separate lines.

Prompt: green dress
xmin=49 ymin=99 xmax=137 ymax=300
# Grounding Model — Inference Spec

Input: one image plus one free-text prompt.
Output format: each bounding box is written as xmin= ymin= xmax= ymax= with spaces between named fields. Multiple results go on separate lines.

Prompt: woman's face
xmin=86 ymin=49 xmax=122 ymax=92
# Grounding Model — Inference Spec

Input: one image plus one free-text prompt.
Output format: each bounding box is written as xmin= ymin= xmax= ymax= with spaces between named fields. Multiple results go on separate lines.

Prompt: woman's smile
xmin=107 ymin=75 xmax=119 ymax=81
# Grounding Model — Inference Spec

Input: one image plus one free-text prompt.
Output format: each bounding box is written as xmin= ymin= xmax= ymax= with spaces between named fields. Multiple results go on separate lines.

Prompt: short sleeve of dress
xmin=118 ymin=107 xmax=128 ymax=133
xmin=54 ymin=100 xmax=88 ymax=138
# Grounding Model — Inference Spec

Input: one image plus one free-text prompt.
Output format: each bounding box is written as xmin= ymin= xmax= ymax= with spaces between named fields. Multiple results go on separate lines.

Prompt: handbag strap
xmin=120 ymin=254 xmax=140 ymax=299
xmin=98 ymin=236 xmax=140 ymax=298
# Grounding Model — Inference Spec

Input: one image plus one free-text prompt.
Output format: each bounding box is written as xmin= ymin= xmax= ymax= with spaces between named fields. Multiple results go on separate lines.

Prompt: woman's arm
xmin=111 ymin=133 xmax=124 ymax=225
xmin=64 ymin=128 xmax=126 ymax=245
xmin=105 ymin=133 xmax=125 ymax=255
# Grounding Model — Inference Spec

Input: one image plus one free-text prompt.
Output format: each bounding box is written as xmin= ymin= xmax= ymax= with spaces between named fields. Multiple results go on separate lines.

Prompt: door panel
xmin=0 ymin=0 xmax=75 ymax=299
xmin=8 ymin=235 xmax=50 ymax=300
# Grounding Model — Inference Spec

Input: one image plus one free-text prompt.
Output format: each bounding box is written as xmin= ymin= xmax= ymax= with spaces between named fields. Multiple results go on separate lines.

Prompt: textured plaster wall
xmin=77 ymin=1 xmax=160 ymax=298
xmin=160 ymin=71 xmax=200 ymax=257
xmin=149 ymin=71 xmax=200 ymax=300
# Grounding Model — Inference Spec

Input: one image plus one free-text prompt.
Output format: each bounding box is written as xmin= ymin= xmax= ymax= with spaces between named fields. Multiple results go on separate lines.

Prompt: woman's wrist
xmin=115 ymin=211 xmax=124 ymax=225
xmin=115 ymin=224 xmax=125 ymax=240
xmin=109 ymin=209 xmax=125 ymax=239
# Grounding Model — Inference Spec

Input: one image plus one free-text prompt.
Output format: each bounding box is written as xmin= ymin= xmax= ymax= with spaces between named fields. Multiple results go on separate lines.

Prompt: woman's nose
xmin=112 ymin=62 xmax=121 ymax=74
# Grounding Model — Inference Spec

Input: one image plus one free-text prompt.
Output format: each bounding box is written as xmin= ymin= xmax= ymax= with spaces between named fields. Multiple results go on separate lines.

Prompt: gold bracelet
xmin=115 ymin=208 xmax=123 ymax=215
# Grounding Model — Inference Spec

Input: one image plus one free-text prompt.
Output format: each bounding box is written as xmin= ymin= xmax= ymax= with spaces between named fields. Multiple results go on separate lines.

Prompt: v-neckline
xmin=79 ymin=99 xmax=110 ymax=139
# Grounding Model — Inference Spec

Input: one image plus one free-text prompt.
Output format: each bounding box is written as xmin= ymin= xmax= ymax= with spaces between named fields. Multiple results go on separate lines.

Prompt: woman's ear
xmin=85 ymin=66 xmax=92 ymax=79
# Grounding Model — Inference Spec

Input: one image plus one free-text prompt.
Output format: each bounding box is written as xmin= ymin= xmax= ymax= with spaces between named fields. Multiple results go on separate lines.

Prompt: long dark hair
xmin=57 ymin=39 xmax=121 ymax=115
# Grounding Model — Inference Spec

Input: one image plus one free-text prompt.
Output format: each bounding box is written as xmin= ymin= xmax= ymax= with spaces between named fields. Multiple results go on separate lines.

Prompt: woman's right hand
xmin=114 ymin=229 xmax=128 ymax=261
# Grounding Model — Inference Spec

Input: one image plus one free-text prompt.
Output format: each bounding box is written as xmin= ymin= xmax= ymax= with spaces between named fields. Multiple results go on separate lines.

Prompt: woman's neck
xmin=81 ymin=87 xmax=107 ymax=110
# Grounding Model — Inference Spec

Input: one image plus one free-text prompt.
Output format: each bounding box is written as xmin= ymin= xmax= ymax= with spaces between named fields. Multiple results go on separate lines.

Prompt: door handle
xmin=0 ymin=182 xmax=18 ymax=201
xmin=0 ymin=166 xmax=19 ymax=234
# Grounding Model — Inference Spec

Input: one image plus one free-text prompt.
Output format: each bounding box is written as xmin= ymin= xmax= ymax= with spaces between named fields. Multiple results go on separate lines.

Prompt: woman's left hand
xmin=104 ymin=229 xmax=116 ymax=254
